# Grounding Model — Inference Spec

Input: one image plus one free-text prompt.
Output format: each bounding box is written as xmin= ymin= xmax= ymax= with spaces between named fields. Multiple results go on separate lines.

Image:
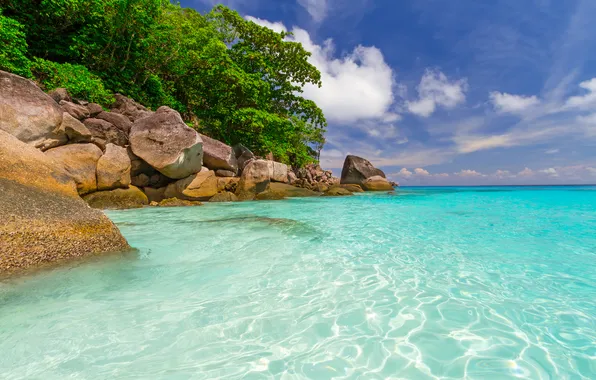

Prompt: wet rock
xmin=158 ymin=198 xmax=203 ymax=207
xmin=361 ymin=175 xmax=394 ymax=191
xmin=268 ymin=182 xmax=320 ymax=198
xmin=325 ymin=186 xmax=353 ymax=196
xmin=83 ymin=186 xmax=148 ymax=209
xmin=209 ymin=191 xmax=239 ymax=202
xmin=340 ymin=184 xmax=364 ymax=193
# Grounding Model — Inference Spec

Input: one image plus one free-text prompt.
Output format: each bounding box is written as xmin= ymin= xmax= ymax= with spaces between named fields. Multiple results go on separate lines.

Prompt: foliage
xmin=0 ymin=10 xmax=31 ymax=77
xmin=30 ymin=58 xmax=114 ymax=105
xmin=0 ymin=0 xmax=327 ymax=167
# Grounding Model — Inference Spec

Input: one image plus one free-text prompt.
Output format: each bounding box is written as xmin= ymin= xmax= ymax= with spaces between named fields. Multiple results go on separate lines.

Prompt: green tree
xmin=0 ymin=10 xmax=31 ymax=77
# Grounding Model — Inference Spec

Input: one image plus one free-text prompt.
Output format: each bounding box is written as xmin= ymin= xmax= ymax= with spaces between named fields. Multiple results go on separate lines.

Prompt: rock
xmin=86 ymin=103 xmax=103 ymax=117
xmin=209 ymin=191 xmax=238 ymax=202
xmin=97 ymin=144 xmax=131 ymax=190
xmin=150 ymin=201 xmax=159 ymax=206
xmin=325 ymin=186 xmax=353 ymax=196
xmin=83 ymin=186 xmax=148 ymax=209
xmin=96 ymin=111 xmax=133 ymax=134
xmin=83 ymin=118 xmax=128 ymax=147
xmin=111 ymin=94 xmax=153 ymax=122
xmin=200 ymin=134 xmax=238 ymax=173
xmin=268 ymin=182 xmax=320 ymax=198
xmin=340 ymin=155 xmax=386 ymax=185
xmin=235 ymin=159 xmax=270 ymax=200
xmin=0 ymin=130 xmax=129 ymax=275
xmin=267 ymin=161 xmax=289 ymax=183
xmin=59 ymin=100 xmax=90 ymax=120
xmin=288 ymin=171 xmax=298 ymax=184
xmin=233 ymin=144 xmax=255 ymax=173
xmin=361 ymin=175 xmax=394 ymax=191
xmin=0 ymin=70 xmax=67 ymax=149
xmin=158 ymin=198 xmax=203 ymax=207
xmin=45 ymin=143 xmax=103 ymax=195
xmin=216 ymin=169 xmax=236 ymax=177
xmin=217 ymin=177 xmax=239 ymax=193
xmin=59 ymin=112 xmax=92 ymax=143
xmin=132 ymin=173 xmax=150 ymax=187
xmin=143 ymin=187 xmax=167 ymax=203
xmin=256 ymin=191 xmax=285 ymax=200
xmin=340 ymin=184 xmax=364 ymax=193
xmin=48 ymin=88 xmax=71 ymax=103
xmin=129 ymin=106 xmax=203 ymax=179
xmin=164 ymin=170 xmax=218 ymax=201
xmin=313 ymin=183 xmax=329 ymax=192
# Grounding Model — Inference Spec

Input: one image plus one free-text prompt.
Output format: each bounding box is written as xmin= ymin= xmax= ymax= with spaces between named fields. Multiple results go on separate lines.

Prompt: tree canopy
xmin=0 ymin=0 xmax=326 ymax=167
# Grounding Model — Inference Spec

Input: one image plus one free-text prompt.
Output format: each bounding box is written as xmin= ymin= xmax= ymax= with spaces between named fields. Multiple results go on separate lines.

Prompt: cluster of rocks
xmin=0 ymin=69 xmax=398 ymax=274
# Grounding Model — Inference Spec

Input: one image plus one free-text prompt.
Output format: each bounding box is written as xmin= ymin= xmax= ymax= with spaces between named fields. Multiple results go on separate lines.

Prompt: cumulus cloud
xmin=518 ymin=167 xmax=534 ymax=177
xmin=246 ymin=17 xmax=396 ymax=125
xmin=456 ymin=169 xmax=483 ymax=177
xmin=298 ymin=0 xmax=328 ymax=22
xmin=489 ymin=92 xmax=540 ymax=113
xmin=407 ymin=69 xmax=468 ymax=117
xmin=397 ymin=168 xmax=413 ymax=177
xmin=540 ymin=167 xmax=558 ymax=177
xmin=494 ymin=169 xmax=513 ymax=178
xmin=414 ymin=168 xmax=430 ymax=176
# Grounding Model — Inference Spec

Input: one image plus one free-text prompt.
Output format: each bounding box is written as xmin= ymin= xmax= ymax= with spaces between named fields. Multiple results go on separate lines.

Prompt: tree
xmin=0 ymin=10 xmax=31 ymax=77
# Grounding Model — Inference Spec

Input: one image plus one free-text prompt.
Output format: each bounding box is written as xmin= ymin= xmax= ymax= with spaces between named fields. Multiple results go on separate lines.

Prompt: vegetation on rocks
xmin=0 ymin=0 xmax=326 ymax=167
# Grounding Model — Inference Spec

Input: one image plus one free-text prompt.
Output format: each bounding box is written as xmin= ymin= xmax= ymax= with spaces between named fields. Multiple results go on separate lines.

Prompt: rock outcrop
xmin=60 ymin=100 xmax=90 ymax=120
xmin=361 ymin=175 xmax=394 ymax=191
xmin=233 ymin=144 xmax=255 ymax=173
xmin=129 ymin=106 xmax=203 ymax=179
xmin=111 ymin=93 xmax=153 ymax=122
xmin=340 ymin=155 xmax=386 ymax=185
xmin=83 ymin=186 xmax=148 ymax=209
xmin=45 ymin=143 xmax=103 ymax=195
xmin=96 ymin=111 xmax=133 ymax=134
xmin=200 ymin=133 xmax=238 ymax=173
xmin=209 ymin=191 xmax=238 ymax=202
xmin=96 ymin=144 xmax=131 ymax=190
xmin=0 ymin=130 xmax=129 ymax=275
xmin=267 ymin=160 xmax=289 ymax=183
xmin=0 ymin=70 xmax=67 ymax=150
xmin=59 ymin=113 xmax=93 ymax=143
xmin=164 ymin=170 xmax=219 ymax=201
xmin=325 ymin=186 xmax=353 ymax=196
xmin=83 ymin=118 xmax=128 ymax=147
xmin=236 ymin=159 xmax=270 ymax=200
xmin=291 ymin=163 xmax=338 ymax=190
xmin=268 ymin=182 xmax=320 ymax=198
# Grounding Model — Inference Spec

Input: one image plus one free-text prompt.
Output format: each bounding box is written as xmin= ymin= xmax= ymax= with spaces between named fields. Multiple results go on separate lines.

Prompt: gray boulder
xmin=0 ymin=70 xmax=67 ymax=149
xmin=111 ymin=94 xmax=153 ymax=122
xmin=216 ymin=169 xmax=236 ymax=177
xmin=233 ymin=144 xmax=255 ymax=173
xmin=59 ymin=100 xmax=90 ymax=120
xmin=83 ymin=118 xmax=128 ymax=147
xmin=59 ymin=112 xmax=92 ymax=143
xmin=200 ymin=134 xmax=238 ymax=173
xmin=267 ymin=160 xmax=289 ymax=183
xmin=96 ymin=111 xmax=133 ymax=134
xmin=97 ymin=144 xmax=131 ymax=190
xmin=48 ymin=88 xmax=71 ymax=103
xmin=340 ymin=155 xmax=386 ymax=185
xmin=86 ymin=103 xmax=103 ymax=117
xmin=45 ymin=143 xmax=103 ymax=195
xmin=235 ymin=159 xmax=270 ymax=200
xmin=129 ymin=106 xmax=203 ymax=179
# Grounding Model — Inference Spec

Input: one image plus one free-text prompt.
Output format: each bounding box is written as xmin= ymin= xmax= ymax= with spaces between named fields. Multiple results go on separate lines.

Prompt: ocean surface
xmin=1 ymin=186 xmax=595 ymax=379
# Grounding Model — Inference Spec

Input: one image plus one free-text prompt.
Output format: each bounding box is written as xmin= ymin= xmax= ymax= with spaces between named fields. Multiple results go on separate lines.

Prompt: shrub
xmin=30 ymin=58 xmax=114 ymax=105
xmin=0 ymin=12 xmax=31 ymax=77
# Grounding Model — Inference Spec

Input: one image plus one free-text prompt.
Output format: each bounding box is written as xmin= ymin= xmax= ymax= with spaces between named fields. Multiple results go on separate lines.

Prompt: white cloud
xmin=489 ymin=92 xmax=540 ymax=113
xmin=518 ymin=167 xmax=534 ymax=177
xmin=565 ymin=78 xmax=596 ymax=109
xmin=407 ymin=69 xmax=468 ymax=117
xmin=298 ymin=0 xmax=328 ymax=22
xmin=494 ymin=169 xmax=513 ymax=178
xmin=545 ymin=148 xmax=560 ymax=154
xmin=414 ymin=168 xmax=430 ymax=176
xmin=540 ymin=167 xmax=558 ymax=177
xmin=456 ymin=169 xmax=483 ymax=177
xmin=396 ymin=168 xmax=413 ymax=177
xmin=247 ymin=17 xmax=396 ymax=125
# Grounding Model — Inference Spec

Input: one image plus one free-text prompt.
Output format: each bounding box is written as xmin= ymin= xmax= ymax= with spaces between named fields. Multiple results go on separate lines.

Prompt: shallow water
xmin=1 ymin=186 xmax=595 ymax=379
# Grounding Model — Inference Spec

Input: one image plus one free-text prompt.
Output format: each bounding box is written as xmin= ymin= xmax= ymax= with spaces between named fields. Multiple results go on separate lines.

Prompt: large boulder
xmin=59 ymin=100 xmax=90 ymax=120
xmin=111 ymin=94 xmax=153 ymax=122
xmin=200 ymin=134 xmax=238 ymax=173
xmin=267 ymin=161 xmax=289 ymax=183
xmin=45 ymin=143 xmax=103 ymax=195
xmin=97 ymin=144 xmax=131 ymax=190
xmin=48 ymin=88 xmax=71 ymax=103
xmin=233 ymin=144 xmax=255 ymax=173
xmin=83 ymin=186 xmax=148 ymax=210
xmin=0 ymin=130 xmax=129 ymax=275
xmin=325 ymin=186 xmax=353 ymax=196
xmin=96 ymin=111 xmax=133 ymax=134
xmin=83 ymin=118 xmax=128 ymax=147
xmin=340 ymin=155 xmax=386 ymax=185
xmin=164 ymin=170 xmax=219 ymax=201
xmin=235 ymin=159 xmax=270 ymax=200
xmin=361 ymin=176 xmax=394 ymax=191
xmin=129 ymin=106 xmax=203 ymax=179
xmin=340 ymin=184 xmax=364 ymax=193
xmin=59 ymin=113 xmax=92 ymax=143
xmin=143 ymin=186 xmax=167 ymax=203
xmin=0 ymin=70 xmax=67 ymax=150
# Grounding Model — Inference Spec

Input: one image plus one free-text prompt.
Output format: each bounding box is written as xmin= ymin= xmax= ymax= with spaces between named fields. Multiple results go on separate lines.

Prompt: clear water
xmin=1 ymin=187 xmax=595 ymax=379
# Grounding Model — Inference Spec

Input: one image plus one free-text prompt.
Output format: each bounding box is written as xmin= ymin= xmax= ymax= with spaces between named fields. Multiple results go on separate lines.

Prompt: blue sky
xmin=182 ymin=0 xmax=596 ymax=185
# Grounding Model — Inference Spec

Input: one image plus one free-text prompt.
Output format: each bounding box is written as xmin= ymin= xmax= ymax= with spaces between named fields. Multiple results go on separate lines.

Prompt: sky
xmin=182 ymin=0 xmax=596 ymax=185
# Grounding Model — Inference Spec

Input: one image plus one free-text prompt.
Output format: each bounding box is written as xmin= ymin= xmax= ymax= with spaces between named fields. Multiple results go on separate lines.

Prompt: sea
xmin=1 ymin=186 xmax=595 ymax=379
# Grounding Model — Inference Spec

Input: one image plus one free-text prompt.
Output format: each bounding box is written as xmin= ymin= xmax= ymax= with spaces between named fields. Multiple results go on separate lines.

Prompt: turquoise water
xmin=1 ymin=187 xmax=595 ymax=379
